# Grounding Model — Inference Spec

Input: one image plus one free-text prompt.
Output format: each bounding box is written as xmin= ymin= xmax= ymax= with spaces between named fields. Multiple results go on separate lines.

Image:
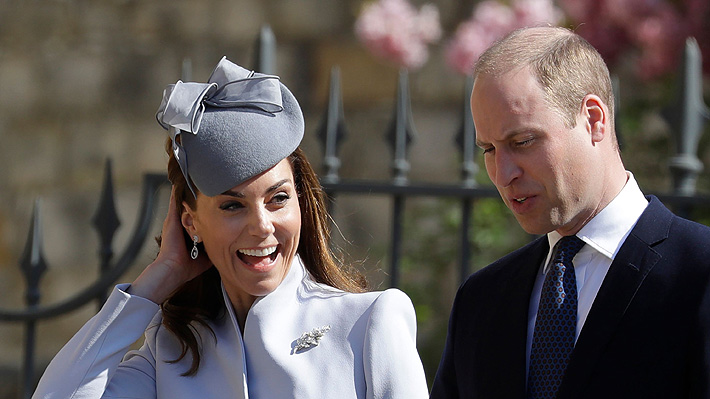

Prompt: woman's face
xmin=182 ymin=158 xmax=301 ymax=311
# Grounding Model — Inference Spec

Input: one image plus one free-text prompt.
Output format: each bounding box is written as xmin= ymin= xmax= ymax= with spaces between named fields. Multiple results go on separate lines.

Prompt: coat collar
xmin=218 ymin=255 xmax=306 ymax=399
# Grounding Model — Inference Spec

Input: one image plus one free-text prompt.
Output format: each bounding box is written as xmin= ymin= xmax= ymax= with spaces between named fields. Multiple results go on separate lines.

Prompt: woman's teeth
xmin=239 ymin=246 xmax=277 ymax=257
xmin=515 ymin=197 xmax=527 ymax=203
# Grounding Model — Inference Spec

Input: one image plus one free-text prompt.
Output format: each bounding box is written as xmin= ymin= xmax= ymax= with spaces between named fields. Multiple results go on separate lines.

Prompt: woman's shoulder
xmin=301 ymin=279 xmax=414 ymax=315
xmin=349 ymin=287 xmax=413 ymax=308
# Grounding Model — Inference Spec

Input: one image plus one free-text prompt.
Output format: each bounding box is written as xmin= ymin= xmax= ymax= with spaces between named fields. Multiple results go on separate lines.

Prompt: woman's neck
xmin=226 ymin=289 xmax=256 ymax=334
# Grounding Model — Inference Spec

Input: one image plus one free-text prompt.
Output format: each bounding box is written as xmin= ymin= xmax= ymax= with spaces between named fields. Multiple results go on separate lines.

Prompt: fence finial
xmin=92 ymin=159 xmax=122 ymax=305
xmin=20 ymin=199 xmax=48 ymax=307
xmin=666 ymin=37 xmax=708 ymax=196
xmin=611 ymin=75 xmax=624 ymax=151
xmin=181 ymin=58 xmax=192 ymax=81
xmin=254 ymin=24 xmax=276 ymax=75
xmin=456 ymin=75 xmax=477 ymax=187
xmin=387 ymin=69 xmax=416 ymax=185
xmin=318 ymin=66 xmax=347 ymax=184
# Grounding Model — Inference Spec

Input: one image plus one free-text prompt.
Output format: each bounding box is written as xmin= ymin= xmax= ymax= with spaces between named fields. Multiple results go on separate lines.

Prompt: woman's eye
xmin=271 ymin=193 xmax=290 ymax=204
xmin=220 ymin=201 xmax=244 ymax=211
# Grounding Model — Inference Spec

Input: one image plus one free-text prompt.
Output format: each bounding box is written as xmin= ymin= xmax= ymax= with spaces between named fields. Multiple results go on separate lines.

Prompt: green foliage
xmin=387 ymin=196 xmax=529 ymax=386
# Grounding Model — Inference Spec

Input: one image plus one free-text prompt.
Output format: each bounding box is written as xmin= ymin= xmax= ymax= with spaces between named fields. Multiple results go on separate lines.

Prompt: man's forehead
xmin=472 ymin=69 xmax=540 ymax=112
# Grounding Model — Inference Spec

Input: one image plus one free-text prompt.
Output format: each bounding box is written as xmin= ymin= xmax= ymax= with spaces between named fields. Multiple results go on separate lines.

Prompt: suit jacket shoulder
xmin=559 ymin=195 xmax=710 ymax=398
xmin=458 ymin=236 xmax=547 ymax=311
xmin=431 ymin=237 xmax=548 ymax=399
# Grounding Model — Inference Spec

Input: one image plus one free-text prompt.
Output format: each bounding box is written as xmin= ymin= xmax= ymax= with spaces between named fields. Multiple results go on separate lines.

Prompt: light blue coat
xmin=33 ymin=257 xmax=429 ymax=398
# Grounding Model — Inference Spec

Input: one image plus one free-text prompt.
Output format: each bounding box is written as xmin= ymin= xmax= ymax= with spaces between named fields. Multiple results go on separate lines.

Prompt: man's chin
xmin=514 ymin=218 xmax=551 ymax=236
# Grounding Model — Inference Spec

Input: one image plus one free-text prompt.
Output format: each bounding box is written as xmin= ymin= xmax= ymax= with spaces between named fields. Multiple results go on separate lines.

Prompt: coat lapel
xmin=558 ymin=197 xmax=671 ymax=397
xmin=485 ymin=237 xmax=548 ymax=397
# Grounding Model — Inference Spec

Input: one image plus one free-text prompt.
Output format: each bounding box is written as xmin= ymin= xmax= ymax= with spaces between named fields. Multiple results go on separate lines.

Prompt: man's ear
xmin=582 ymin=94 xmax=609 ymax=144
xmin=181 ymin=202 xmax=198 ymax=238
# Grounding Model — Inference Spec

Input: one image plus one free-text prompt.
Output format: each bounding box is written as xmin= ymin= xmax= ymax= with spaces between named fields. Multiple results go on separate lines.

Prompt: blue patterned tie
xmin=527 ymin=235 xmax=585 ymax=399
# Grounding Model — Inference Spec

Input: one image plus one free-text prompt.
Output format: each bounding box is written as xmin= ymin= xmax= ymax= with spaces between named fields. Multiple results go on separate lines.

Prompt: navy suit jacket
xmin=430 ymin=196 xmax=710 ymax=398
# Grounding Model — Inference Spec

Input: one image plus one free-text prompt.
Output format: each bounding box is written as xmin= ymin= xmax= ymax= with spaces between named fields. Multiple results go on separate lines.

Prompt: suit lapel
xmin=559 ymin=197 xmax=671 ymax=397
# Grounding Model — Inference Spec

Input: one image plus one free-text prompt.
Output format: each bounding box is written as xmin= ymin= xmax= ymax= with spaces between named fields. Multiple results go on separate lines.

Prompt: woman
xmin=33 ymin=57 xmax=428 ymax=399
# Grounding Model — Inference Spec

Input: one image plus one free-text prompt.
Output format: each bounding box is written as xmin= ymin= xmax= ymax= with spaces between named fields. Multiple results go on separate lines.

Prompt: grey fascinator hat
xmin=156 ymin=57 xmax=305 ymax=197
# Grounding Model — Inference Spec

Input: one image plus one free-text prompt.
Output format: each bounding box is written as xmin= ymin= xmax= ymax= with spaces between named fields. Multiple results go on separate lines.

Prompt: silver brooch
xmin=294 ymin=325 xmax=331 ymax=353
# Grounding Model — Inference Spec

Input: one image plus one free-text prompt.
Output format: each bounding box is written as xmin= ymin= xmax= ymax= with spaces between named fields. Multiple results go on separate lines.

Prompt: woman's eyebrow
xmin=220 ymin=179 xmax=290 ymax=198
xmin=265 ymin=179 xmax=290 ymax=193
xmin=221 ymin=189 xmax=244 ymax=198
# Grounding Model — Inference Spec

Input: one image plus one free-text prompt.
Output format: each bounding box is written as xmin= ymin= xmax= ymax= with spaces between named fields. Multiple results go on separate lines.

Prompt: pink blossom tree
xmin=558 ymin=0 xmax=710 ymax=79
xmin=355 ymin=0 xmax=442 ymax=70
xmin=444 ymin=0 xmax=563 ymax=76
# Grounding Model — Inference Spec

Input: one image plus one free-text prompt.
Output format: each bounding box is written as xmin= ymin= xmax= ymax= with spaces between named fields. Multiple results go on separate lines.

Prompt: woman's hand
xmin=129 ymin=186 xmax=212 ymax=304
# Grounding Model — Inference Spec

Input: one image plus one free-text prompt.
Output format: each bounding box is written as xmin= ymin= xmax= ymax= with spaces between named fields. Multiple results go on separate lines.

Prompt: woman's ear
xmin=181 ymin=201 xmax=197 ymax=238
xmin=582 ymin=94 xmax=609 ymax=144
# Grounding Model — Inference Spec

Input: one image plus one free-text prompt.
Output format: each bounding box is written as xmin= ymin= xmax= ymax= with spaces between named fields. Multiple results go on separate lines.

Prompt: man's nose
xmin=492 ymin=150 xmax=522 ymax=188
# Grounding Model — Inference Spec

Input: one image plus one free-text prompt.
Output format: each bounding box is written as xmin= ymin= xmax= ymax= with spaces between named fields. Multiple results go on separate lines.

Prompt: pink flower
xmin=445 ymin=22 xmax=497 ymax=75
xmin=558 ymin=0 xmax=693 ymax=79
xmin=603 ymin=0 xmax=661 ymax=24
xmin=355 ymin=0 xmax=441 ymax=70
xmin=556 ymin=0 xmax=593 ymax=23
xmin=574 ymin=21 xmax=630 ymax=64
xmin=513 ymin=0 xmax=564 ymax=28
xmin=417 ymin=4 xmax=442 ymax=43
xmin=632 ymin=7 xmax=685 ymax=79
xmin=473 ymin=1 xmax=516 ymax=35
xmin=445 ymin=0 xmax=563 ymax=75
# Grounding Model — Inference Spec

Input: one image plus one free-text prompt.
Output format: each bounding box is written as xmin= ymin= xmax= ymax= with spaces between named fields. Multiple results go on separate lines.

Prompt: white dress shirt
xmin=525 ymin=172 xmax=649 ymax=372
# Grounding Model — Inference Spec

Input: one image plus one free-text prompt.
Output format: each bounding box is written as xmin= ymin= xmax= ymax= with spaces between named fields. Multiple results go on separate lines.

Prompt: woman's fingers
xmin=129 ymin=186 xmax=211 ymax=303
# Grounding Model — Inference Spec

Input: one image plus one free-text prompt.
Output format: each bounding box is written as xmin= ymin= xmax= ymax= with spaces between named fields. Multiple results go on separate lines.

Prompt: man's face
xmin=472 ymin=67 xmax=603 ymax=236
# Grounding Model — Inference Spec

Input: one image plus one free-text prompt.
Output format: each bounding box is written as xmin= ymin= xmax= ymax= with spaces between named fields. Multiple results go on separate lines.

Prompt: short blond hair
xmin=474 ymin=26 xmax=615 ymax=131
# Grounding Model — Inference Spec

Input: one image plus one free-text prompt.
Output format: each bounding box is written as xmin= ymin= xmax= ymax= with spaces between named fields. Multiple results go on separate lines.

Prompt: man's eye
xmin=516 ymin=139 xmax=533 ymax=147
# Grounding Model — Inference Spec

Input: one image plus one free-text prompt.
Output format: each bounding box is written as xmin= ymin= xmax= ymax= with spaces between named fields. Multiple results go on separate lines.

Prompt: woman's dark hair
xmin=159 ymin=138 xmax=366 ymax=375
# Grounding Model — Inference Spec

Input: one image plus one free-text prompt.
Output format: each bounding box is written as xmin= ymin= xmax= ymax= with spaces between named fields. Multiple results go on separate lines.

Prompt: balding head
xmin=474 ymin=27 xmax=615 ymax=133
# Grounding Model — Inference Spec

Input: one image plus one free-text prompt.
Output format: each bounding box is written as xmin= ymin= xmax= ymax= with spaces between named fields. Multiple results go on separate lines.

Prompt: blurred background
xmin=0 ymin=0 xmax=708 ymax=397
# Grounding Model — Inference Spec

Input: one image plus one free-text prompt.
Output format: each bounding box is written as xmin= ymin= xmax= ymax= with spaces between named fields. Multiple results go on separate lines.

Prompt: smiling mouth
xmin=237 ymin=246 xmax=279 ymax=264
xmin=514 ymin=197 xmax=528 ymax=203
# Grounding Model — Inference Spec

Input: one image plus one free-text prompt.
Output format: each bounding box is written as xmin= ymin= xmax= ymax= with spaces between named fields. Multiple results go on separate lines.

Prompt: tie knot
xmin=554 ymin=235 xmax=585 ymax=265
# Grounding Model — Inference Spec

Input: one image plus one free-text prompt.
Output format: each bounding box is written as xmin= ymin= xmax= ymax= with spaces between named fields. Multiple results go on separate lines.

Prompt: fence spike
xmin=387 ymin=68 xmax=416 ymax=185
xmin=92 ymin=159 xmax=121 ymax=263
xmin=611 ymin=75 xmax=624 ymax=151
xmin=455 ymin=75 xmax=477 ymax=187
xmin=92 ymin=159 xmax=121 ymax=249
xmin=666 ymin=37 xmax=707 ymax=196
xmin=20 ymin=199 xmax=48 ymax=307
xmin=181 ymin=58 xmax=192 ymax=81
xmin=92 ymin=159 xmax=121 ymax=305
xmin=254 ymin=24 xmax=276 ymax=75
xmin=317 ymin=66 xmax=347 ymax=184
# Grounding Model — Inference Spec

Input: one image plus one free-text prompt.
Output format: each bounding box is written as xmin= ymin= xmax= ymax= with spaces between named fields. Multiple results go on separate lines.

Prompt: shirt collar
xmin=544 ymin=171 xmax=648 ymax=273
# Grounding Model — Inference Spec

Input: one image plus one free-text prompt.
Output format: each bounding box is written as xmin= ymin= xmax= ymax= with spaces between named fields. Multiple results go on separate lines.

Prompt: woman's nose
xmin=248 ymin=207 xmax=276 ymax=237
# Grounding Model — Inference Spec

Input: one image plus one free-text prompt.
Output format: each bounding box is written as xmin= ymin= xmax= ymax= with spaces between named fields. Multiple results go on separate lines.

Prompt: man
xmin=430 ymin=26 xmax=710 ymax=398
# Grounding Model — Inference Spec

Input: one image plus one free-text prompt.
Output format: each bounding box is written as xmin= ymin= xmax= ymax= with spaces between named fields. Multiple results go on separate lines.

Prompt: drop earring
xmin=191 ymin=235 xmax=199 ymax=260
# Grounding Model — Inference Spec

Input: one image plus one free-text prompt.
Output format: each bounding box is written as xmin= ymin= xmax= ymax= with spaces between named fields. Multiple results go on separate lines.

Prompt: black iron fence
xmin=1 ymin=27 xmax=708 ymax=399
